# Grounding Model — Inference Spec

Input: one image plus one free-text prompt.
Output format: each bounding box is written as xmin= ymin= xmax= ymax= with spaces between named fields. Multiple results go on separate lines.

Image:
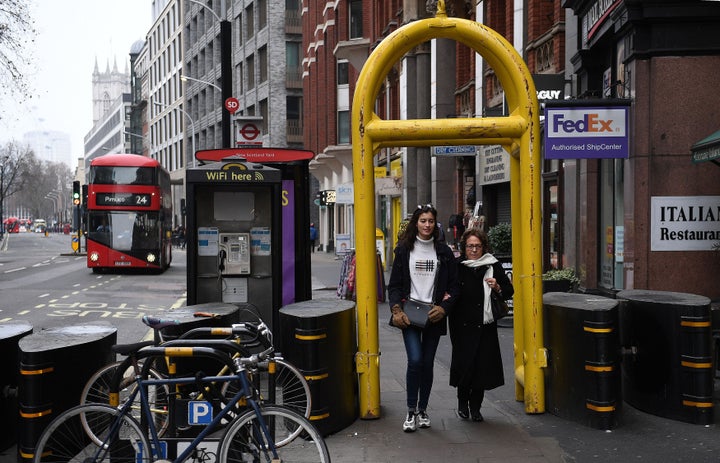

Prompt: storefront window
xmin=543 ymin=159 xmax=562 ymax=271
xmin=599 ymin=159 xmax=624 ymax=290
xmin=546 ymin=183 xmax=559 ymax=269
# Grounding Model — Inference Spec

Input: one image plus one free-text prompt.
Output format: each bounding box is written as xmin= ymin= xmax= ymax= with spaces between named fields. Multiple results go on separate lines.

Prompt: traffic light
xmin=72 ymin=181 xmax=81 ymax=206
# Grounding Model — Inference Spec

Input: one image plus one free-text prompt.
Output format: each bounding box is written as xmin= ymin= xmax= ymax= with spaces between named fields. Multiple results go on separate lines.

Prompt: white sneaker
xmin=402 ymin=411 xmax=417 ymax=432
xmin=417 ymin=410 xmax=431 ymax=428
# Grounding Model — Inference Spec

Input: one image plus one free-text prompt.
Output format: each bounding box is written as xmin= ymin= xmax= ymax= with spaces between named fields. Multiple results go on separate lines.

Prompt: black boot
xmin=457 ymin=399 xmax=469 ymax=419
xmin=469 ymin=396 xmax=484 ymax=422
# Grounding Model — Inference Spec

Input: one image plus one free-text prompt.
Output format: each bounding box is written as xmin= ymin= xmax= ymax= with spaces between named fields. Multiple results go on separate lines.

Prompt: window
xmin=237 ymin=12 xmax=243 ymax=44
xmin=287 ymin=96 xmax=302 ymax=140
xmin=287 ymin=96 xmax=302 ymax=121
xmin=598 ymin=159 xmax=624 ymax=290
xmin=258 ymin=0 xmax=267 ymax=29
xmin=286 ymin=42 xmax=301 ymax=87
xmin=246 ymin=4 xmax=254 ymax=39
xmin=287 ymin=42 xmax=300 ymax=66
xmin=337 ymin=61 xmax=349 ymax=85
xmin=349 ymin=0 xmax=363 ymax=39
xmin=247 ymin=55 xmax=255 ymax=89
xmin=259 ymin=46 xmax=267 ymax=83
xmin=338 ymin=110 xmax=350 ymax=144
xmin=260 ymin=99 xmax=268 ymax=134
xmin=236 ymin=62 xmax=244 ymax=95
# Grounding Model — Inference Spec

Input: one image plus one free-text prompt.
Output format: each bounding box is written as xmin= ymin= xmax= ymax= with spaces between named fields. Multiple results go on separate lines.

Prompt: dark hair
xmin=459 ymin=228 xmax=490 ymax=255
xmin=399 ymin=204 xmax=439 ymax=250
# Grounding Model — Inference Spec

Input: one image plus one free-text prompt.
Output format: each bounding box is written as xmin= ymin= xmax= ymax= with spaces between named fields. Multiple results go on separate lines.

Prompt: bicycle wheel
xmin=223 ymin=358 xmax=311 ymax=419
xmin=33 ymin=404 xmax=153 ymax=463
xmin=80 ymin=360 xmax=170 ymax=437
xmin=217 ymin=405 xmax=330 ymax=463
xmin=254 ymin=358 xmax=312 ymax=419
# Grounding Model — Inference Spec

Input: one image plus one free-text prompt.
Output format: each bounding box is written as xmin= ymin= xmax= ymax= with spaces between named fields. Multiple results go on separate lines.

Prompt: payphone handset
xmin=219 ymin=233 xmax=251 ymax=275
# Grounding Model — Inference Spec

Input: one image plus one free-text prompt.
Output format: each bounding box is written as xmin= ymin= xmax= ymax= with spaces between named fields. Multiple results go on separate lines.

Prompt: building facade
xmin=303 ymin=0 xmax=463 ymax=255
xmin=182 ymin=0 xmax=304 ymax=150
xmin=84 ymin=60 xmax=132 ymax=171
xmin=561 ymin=0 xmax=720 ymax=299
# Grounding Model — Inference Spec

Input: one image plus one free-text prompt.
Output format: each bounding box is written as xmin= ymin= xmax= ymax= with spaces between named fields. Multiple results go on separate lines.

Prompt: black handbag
xmin=490 ymin=291 xmax=510 ymax=320
xmin=403 ymin=299 xmax=433 ymax=328
xmin=389 ymin=259 xmax=440 ymax=329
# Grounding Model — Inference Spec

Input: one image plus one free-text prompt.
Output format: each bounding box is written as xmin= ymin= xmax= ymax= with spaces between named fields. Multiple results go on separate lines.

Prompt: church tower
xmin=91 ymin=57 xmax=130 ymax=124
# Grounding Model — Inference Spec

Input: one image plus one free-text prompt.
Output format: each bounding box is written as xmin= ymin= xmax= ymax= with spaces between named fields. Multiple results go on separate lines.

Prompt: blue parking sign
xmin=137 ymin=440 xmax=167 ymax=462
xmin=188 ymin=401 xmax=213 ymax=425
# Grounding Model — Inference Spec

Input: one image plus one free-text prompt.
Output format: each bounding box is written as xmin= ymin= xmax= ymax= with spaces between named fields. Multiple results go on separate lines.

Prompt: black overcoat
xmin=449 ymin=257 xmax=513 ymax=390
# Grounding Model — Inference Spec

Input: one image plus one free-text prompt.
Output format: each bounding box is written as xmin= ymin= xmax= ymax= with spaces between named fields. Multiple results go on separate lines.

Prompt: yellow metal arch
xmin=351 ymin=8 xmax=544 ymax=418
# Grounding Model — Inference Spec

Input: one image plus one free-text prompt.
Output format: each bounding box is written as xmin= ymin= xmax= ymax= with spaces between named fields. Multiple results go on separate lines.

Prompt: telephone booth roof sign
xmin=195 ymin=148 xmax=314 ymax=164
xmin=187 ymin=159 xmax=281 ymax=183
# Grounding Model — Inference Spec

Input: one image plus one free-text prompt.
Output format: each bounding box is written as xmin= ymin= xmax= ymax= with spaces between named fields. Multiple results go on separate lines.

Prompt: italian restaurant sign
xmin=651 ymin=196 xmax=720 ymax=251
xmin=544 ymin=104 xmax=629 ymax=159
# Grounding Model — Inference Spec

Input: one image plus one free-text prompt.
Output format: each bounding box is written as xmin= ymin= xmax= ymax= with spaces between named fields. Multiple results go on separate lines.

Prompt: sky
xmin=0 ymin=0 xmax=152 ymax=157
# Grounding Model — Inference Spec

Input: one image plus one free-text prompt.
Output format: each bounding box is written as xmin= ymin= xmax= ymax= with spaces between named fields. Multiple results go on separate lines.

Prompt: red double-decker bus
xmin=86 ymin=153 xmax=173 ymax=273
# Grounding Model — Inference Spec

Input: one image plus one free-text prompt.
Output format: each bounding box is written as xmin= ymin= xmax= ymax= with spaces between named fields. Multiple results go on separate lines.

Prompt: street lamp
xmin=45 ymin=192 xmax=59 ymax=227
xmin=122 ymin=130 xmax=145 ymax=154
xmin=153 ymin=100 xmax=197 ymax=168
xmin=187 ymin=0 xmax=232 ymax=148
xmin=0 ymin=156 xmax=7 ymax=236
xmin=180 ymin=74 xmax=221 ymax=92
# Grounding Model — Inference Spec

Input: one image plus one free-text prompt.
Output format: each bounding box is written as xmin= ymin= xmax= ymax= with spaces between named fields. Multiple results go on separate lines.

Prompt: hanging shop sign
xmin=691 ymin=129 xmax=720 ymax=166
xmin=335 ymin=183 xmax=354 ymax=204
xmin=582 ymin=0 xmax=622 ymax=47
xmin=650 ymin=196 xmax=720 ymax=251
xmin=478 ymin=145 xmax=510 ymax=185
xmin=533 ymin=74 xmax=565 ymax=101
xmin=544 ymin=100 xmax=630 ymax=159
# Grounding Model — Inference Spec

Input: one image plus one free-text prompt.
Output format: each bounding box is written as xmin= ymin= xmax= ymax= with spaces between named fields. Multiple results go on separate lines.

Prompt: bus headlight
xmin=146 ymin=253 xmax=156 ymax=263
xmin=89 ymin=252 xmax=100 ymax=262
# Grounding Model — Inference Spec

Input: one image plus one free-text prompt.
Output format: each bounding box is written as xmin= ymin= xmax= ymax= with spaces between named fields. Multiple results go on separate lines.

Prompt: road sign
xmin=236 ymin=122 xmax=263 ymax=146
xmin=188 ymin=401 xmax=213 ymax=425
xmin=430 ymin=145 xmax=477 ymax=156
xmin=71 ymin=234 xmax=79 ymax=252
xmin=225 ymin=97 xmax=239 ymax=114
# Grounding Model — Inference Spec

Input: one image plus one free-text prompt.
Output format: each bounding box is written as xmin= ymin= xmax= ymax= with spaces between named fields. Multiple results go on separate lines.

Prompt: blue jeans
xmin=402 ymin=326 xmax=441 ymax=411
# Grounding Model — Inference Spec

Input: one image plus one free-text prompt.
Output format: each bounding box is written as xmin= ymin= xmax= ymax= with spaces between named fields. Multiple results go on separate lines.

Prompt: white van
xmin=33 ymin=219 xmax=47 ymax=233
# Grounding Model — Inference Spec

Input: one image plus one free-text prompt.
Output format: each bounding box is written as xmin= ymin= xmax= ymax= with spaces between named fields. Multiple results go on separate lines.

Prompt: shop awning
xmin=691 ymin=129 xmax=720 ymax=166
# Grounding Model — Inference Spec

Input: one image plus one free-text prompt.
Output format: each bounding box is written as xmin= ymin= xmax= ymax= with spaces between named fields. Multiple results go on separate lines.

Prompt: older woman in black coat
xmin=449 ymin=228 xmax=514 ymax=422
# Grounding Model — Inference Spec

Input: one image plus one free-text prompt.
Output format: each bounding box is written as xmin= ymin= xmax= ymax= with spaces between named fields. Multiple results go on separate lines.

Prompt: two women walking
xmin=388 ymin=207 xmax=514 ymax=430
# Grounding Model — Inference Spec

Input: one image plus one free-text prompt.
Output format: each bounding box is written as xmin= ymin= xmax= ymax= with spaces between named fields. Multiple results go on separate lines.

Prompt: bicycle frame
xmin=109 ymin=346 xmax=279 ymax=462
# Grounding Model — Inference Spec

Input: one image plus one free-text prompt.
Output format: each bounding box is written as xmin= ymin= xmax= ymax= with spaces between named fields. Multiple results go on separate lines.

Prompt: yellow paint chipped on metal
xmin=351 ymin=8 xmax=543 ymax=419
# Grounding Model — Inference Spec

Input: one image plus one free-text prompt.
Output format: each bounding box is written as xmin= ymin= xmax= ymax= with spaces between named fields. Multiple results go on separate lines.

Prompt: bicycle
xmin=33 ymin=325 xmax=330 ymax=463
xmin=80 ymin=315 xmax=311 ymax=435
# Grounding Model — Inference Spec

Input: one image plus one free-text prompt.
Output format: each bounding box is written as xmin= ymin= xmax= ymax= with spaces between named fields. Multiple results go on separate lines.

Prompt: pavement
xmin=310 ymin=250 xmax=720 ymax=463
xmin=1 ymin=246 xmax=717 ymax=462
xmin=311 ymin=250 xmax=567 ymax=463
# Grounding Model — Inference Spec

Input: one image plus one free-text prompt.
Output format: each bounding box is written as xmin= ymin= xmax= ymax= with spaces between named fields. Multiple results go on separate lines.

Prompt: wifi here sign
xmin=544 ymin=105 xmax=629 ymax=159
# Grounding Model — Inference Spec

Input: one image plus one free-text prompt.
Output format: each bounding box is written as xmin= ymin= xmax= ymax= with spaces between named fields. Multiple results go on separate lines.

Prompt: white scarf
xmin=462 ymin=253 xmax=498 ymax=324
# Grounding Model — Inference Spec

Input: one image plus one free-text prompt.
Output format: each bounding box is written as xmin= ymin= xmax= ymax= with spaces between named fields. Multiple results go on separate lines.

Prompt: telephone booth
xmin=186 ymin=149 xmax=313 ymax=330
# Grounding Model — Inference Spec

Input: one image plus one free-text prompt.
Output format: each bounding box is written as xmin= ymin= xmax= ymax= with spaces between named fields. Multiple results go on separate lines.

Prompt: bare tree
xmin=19 ymin=156 xmax=73 ymax=223
xmin=0 ymin=141 xmax=32 ymax=232
xmin=0 ymin=0 xmax=36 ymax=101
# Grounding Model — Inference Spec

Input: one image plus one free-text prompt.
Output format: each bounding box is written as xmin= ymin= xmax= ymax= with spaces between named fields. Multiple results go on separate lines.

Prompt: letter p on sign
xmin=188 ymin=401 xmax=213 ymax=425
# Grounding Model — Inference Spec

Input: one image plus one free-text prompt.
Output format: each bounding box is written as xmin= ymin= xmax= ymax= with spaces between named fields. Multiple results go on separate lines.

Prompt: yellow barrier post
xmin=351 ymin=2 xmax=544 ymax=417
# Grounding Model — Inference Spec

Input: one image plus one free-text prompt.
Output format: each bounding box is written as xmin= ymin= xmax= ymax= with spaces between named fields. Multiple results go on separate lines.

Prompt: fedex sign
xmin=544 ymin=105 xmax=629 ymax=159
